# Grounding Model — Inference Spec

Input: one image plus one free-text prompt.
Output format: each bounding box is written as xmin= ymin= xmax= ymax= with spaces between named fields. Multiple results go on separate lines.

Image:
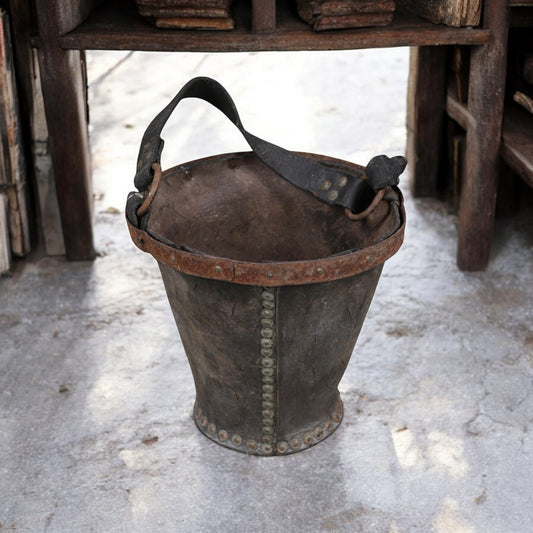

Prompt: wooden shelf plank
xmin=501 ymin=105 xmax=533 ymax=188
xmin=58 ymin=0 xmax=490 ymax=52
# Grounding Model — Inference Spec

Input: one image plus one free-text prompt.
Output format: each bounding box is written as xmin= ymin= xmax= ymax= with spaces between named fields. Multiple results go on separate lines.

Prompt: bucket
xmin=126 ymin=77 xmax=406 ymax=455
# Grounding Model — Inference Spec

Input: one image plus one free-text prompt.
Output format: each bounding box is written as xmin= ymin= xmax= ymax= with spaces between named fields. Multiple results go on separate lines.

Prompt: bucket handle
xmin=129 ymin=77 xmax=406 ymax=224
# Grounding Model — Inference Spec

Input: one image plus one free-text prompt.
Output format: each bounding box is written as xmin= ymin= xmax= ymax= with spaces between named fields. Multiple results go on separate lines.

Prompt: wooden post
xmin=252 ymin=0 xmax=276 ymax=33
xmin=7 ymin=1 xmax=66 ymax=256
xmin=0 ymin=193 xmax=11 ymax=272
xmin=0 ymin=10 xmax=31 ymax=258
xmin=407 ymin=46 xmax=448 ymax=197
xmin=34 ymin=0 xmax=95 ymax=260
xmin=457 ymin=0 xmax=509 ymax=270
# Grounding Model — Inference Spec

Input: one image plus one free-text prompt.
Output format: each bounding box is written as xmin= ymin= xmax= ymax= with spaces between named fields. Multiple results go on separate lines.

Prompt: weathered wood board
xmin=0 ymin=192 xmax=11 ymax=273
xmin=0 ymin=10 xmax=31 ymax=258
xmin=297 ymin=0 xmax=396 ymax=30
xmin=397 ymin=0 xmax=481 ymax=27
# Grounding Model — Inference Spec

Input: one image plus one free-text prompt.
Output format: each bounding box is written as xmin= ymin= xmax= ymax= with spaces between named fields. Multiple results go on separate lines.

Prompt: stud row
xmin=193 ymin=400 xmax=343 ymax=456
xmin=260 ymin=288 xmax=276 ymax=454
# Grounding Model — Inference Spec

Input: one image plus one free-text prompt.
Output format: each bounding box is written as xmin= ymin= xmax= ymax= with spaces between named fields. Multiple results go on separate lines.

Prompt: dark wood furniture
xmin=408 ymin=1 xmax=533 ymax=270
xmin=8 ymin=0 xmax=521 ymax=269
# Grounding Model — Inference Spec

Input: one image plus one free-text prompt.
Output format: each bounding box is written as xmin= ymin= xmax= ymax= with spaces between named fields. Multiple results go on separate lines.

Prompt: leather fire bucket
xmin=126 ymin=77 xmax=406 ymax=456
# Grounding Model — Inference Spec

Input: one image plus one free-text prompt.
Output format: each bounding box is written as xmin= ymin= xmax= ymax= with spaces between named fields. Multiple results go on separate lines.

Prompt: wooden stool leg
xmin=457 ymin=0 xmax=509 ymax=271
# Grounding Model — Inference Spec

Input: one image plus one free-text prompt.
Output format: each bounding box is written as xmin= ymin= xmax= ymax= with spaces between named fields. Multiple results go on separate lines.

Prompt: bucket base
xmin=193 ymin=398 xmax=344 ymax=456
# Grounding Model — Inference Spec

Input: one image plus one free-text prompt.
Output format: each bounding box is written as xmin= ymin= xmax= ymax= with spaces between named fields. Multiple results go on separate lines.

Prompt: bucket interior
xmin=144 ymin=152 xmax=399 ymax=263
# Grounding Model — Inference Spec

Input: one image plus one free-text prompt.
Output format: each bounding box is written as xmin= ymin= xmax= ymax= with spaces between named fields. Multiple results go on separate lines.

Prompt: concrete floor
xmin=1 ymin=49 xmax=533 ymax=533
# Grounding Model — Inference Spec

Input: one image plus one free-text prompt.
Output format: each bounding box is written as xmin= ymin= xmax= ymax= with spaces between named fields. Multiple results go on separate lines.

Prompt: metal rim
xmin=127 ymin=190 xmax=405 ymax=286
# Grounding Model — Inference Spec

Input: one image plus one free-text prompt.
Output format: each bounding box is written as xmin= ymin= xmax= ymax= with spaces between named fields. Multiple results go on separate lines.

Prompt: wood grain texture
xmin=35 ymin=0 xmax=95 ymax=260
xmin=155 ymin=16 xmax=234 ymax=29
xmin=0 ymin=193 xmax=11 ymax=272
xmin=501 ymin=106 xmax=533 ymax=188
xmin=58 ymin=0 xmax=490 ymax=51
xmin=407 ymin=46 xmax=447 ymax=197
xmin=397 ymin=0 xmax=481 ymax=27
xmin=0 ymin=11 xmax=31 ymax=257
xmin=252 ymin=0 xmax=276 ymax=32
xmin=457 ymin=0 xmax=510 ymax=270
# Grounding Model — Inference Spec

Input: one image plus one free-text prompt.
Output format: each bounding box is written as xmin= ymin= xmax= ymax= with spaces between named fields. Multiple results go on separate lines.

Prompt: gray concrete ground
xmin=1 ymin=49 xmax=532 ymax=533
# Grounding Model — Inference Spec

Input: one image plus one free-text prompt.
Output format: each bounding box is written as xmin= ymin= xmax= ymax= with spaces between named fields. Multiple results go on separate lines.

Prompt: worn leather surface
xmin=159 ymin=263 xmax=383 ymax=455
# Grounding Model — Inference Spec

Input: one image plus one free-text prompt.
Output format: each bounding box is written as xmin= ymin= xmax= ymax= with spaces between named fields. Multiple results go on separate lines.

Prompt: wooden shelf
xmin=446 ymin=93 xmax=533 ymax=188
xmin=501 ymin=105 xmax=533 ymax=187
xmin=58 ymin=0 xmax=490 ymax=52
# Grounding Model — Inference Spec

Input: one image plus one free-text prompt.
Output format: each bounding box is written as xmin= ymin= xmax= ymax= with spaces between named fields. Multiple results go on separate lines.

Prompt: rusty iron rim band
xmin=127 ymin=195 xmax=405 ymax=287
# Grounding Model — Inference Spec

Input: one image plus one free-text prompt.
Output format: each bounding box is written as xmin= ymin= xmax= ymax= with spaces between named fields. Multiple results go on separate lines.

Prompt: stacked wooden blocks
xmin=136 ymin=0 xmax=234 ymax=30
xmin=297 ymin=0 xmax=396 ymax=31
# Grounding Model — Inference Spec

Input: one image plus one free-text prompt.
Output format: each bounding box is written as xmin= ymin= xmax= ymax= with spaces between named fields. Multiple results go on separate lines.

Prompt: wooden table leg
xmin=35 ymin=2 xmax=95 ymax=261
xmin=457 ymin=0 xmax=509 ymax=270
xmin=407 ymin=46 xmax=447 ymax=198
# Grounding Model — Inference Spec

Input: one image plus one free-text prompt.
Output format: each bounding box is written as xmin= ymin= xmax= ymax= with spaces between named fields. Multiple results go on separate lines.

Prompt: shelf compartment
xmin=501 ymin=105 xmax=533 ymax=188
xmin=59 ymin=0 xmax=490 ymax=52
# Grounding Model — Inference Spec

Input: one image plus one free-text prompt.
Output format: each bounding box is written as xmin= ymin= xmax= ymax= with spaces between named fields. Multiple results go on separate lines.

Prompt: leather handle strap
xmin=133 ymin=76 xmax=406 ymax=214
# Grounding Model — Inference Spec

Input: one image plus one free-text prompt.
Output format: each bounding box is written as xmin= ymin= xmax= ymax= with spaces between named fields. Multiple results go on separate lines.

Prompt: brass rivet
xmin=262 ymin=435 xmax=274 ymax=444
xmin=262 ymin=357 xmax=274 ymax=368
xmin=263 ymin=384 xmax=274 ymax=393
xmin=327 ymin=190 xmax=339 ymax=202
xmin=218 ymin=430 xmax=228 ymax=442
xmin=231 ymin=434 xmax=243 ymax=446
xmin=262 ymin=376 xmax=274 ymax=384
xmin=261 ymin=367 xmax=274 ymax=377
xmin=262 ymin=409 xmax=274 ymax=418
xmin=246 ymin=439 xmax=258 ymax=451
xmin=207 ymin=423 xmax=216 ymax=435
xmin=260 ymin=338 xmax=273 ymax=349
xmin=338 ymin=176 xmax=348 ymax=187
xmin=170 ymin=256 xmax=176 ymax=262
xmin=214 ymin=265 xmax=222 ymax=273
xmin=261 ymin=328 xmax=274 ymax=338
xmin=267 ymin=272 xmax=274 ymax=279
xmin=320 ymin=179 xmax=332 ymax=191
xmin=261 ymin=309 xmax=274 ymax=318
xmin=262 ymin=444 xmax=273 ymax=454
xmin=262 ymin=392 xmax=274 ymax=401
xmin=290 ymin=438 xmax=301 ymax=450
xmin=194 ymin=407 xmax=202 ymax=419
xmin=263 ymin=426 xmax=274 ymax=435
xmin=199 ymin=416 xmax=207 ymax=427
xmin=262 ymin=418 xmax=274 ymax=426
xmin=332 ymin=412 xmax=341 ymax=422
xmin=262 ymin=401 xmax=274 ymax=410
xmin=277 ymin=441 xmax=289 ymax=453
xmin=317 ymin=267 xmax=325 ymax=274
xmin=261 ymin=318 xmax=274 ymax=328
xmin=261 ymin=348 xmax=274 ymax=357
xmin=325 ymin=421 xmax=333 ymax=431
xmin=303 ymin=433 xmax=314 ymax=445
xmin=262 ymin=300 xmax=275 ymax=310
xmin=262 ymin=291 xmax=274 ymax=301
xmin=314 ymin=427 xmax=324 ymax=439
